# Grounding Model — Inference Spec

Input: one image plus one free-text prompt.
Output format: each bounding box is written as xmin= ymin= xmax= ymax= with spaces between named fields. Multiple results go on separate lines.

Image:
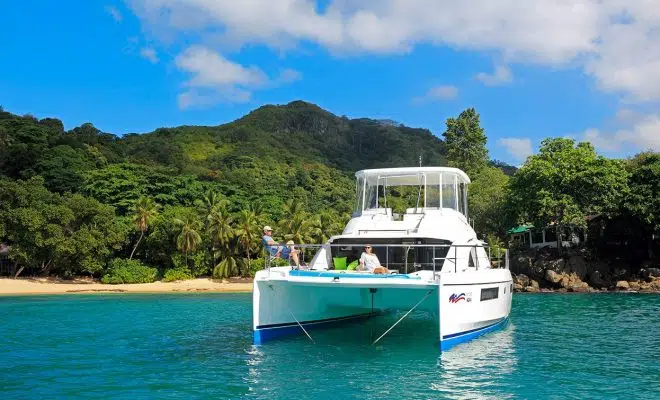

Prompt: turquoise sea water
xmin=1 ymin=293 xmax=659 ymax=399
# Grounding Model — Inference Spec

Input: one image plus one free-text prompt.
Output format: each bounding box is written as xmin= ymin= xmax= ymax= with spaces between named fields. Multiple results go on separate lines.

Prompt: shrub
xmin=101 ymin=258 xmax=158 ymax=284
xmin=171 ymin=252 xmax=211 ymax=277
xmin=163 ymin=267 xmax=194 ymax=282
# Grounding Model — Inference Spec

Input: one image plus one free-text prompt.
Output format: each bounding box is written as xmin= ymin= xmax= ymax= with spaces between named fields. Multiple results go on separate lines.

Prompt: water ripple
xmin=1 ymin=293 xmax=658 ymax=399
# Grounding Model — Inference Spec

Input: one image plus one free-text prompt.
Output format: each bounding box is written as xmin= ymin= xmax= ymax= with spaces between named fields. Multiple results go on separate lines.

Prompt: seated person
xmin=261 ymin=226 xmax=300 ymax=267
xmin=358 ymin=244 xmax=389 ymax=274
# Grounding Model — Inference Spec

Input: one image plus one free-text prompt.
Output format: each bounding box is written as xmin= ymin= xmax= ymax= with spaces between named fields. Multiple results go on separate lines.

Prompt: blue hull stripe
xmin=440 ymin=317 xmax=508 ymax=351
xmin=253 ymin=312 xmax=376 ymax=344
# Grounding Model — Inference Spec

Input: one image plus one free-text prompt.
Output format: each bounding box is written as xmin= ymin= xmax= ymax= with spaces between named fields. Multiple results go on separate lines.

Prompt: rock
xmin=524 ymin=286 xmax=540 ymax=293
xmin=588 ymin=270 xmax=608 ymax=289
xmin=615 ymin=280 xmax=630 ymax=290
xmin=530 ymin=280 xmax=540 ymax=290
xmin=557 ymin=288 xmax=568 ymax=293
xmin=567 ymin=256 xmax=588 ymax=280
xmin=568 ymin=285 xmax=589 ymax=293
xmin=628 ymin=281 xmax=641 ymax=291
xmin=643 ymin=267 xmax=660 ymax=278
xmin=560 ymin=276 xmax=571 ymax=289
xmin=639 ymin=282 xmax=653 ymax=292
xmin=511 ymin=255 xmax=533 ymax=275
xmin=515 ymin=274 xmax=530 ymax=287
xmin=545 ymin=270 xmax=562 ymax=284
xmin=513 ymin=283 xmax=523 ymax=292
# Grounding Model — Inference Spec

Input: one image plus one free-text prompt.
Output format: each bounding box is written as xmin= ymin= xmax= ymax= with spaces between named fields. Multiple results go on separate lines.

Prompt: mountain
xmin=118 ymin=100 xmax=448 ymax=174
xmin=0 ymin=101 xmax=454 ymax=219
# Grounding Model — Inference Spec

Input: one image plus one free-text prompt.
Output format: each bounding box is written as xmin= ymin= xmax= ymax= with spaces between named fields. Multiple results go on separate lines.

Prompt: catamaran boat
xmin=252 ymin=167 xmax=512 ymax=350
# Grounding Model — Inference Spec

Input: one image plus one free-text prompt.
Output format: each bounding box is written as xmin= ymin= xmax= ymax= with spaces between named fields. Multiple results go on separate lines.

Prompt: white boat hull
xmin=252 ymin=268 xmax=512 ymax=349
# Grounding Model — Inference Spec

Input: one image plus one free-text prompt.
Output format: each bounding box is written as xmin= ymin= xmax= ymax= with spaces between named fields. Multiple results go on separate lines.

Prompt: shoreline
xmin=0 ymin=277 xmax=253 ymax=296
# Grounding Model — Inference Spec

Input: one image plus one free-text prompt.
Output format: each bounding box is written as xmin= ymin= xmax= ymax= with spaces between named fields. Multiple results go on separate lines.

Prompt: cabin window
xmin=480 ymin=287 xmax=499 ymax=301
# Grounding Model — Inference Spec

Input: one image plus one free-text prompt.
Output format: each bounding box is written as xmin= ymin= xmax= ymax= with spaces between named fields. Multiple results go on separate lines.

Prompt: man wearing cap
xmin=262 ymin=226 xmax=299 ymax=267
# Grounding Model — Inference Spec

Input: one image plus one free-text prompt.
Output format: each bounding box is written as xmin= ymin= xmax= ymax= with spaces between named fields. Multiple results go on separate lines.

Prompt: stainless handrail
xmin=263 ymin=243 xmax=509 ymax=274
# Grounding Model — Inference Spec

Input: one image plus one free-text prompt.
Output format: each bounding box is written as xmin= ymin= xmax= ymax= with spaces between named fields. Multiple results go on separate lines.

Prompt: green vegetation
xmin=101 ymin=259 xmax=158 ymax=284
xmin=0 ymin=101 xmax=657 ymax=280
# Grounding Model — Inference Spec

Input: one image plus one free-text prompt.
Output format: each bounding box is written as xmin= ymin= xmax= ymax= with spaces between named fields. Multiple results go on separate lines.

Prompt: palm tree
xmin=283 ymin=212 xmax=319 ymax=245
xmin=315 ymin=212 xmax=343 ymax=244
xmin=208 ymin=208 xmax=234 ymax=270
xmin=198 ymin=191 xmax=228 ymax=268
xmin=279 ymin=199 xmax=306 ymax=233
xmin=129 ymin=196 xmax=158 ymax=260
xmin=235 ymin=209 xmax=259 ymax=275
xmin=213 ymin=246 xmax=246 ymax=279
xmin=174 ymin=217 xmax=202 ymax=267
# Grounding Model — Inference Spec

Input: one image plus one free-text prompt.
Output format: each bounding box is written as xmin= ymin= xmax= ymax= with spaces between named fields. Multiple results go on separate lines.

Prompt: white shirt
xmin=360 ymin=252 xmax=381 ymax=272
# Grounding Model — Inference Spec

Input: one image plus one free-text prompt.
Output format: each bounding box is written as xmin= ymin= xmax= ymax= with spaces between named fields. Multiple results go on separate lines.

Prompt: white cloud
xmin=414 ymin=85 xmax=458 ymax=103
xmin=139 ymin=47 xmax=159 ymax=63
xmin=475 ymin=65 xmax=513 ymax=86
xmin=174 ymin=46 xmax=267 ymax=108
xmin=580 ymin=113 xmax=660 ymax=153
xmin=176 ymin=46 xmax=267 ymax=88
xmin=173 ymin=46 xmax=300 ymax=108
xmin=105 ymin=5 xmax=122 ymax=22
xmin=498 ymin=137 xmax=533 ymax=162
xmin=276 ymin=68 xmax=302 ymax=84
xmin=126 ymin=0 xmax=660 ymax=102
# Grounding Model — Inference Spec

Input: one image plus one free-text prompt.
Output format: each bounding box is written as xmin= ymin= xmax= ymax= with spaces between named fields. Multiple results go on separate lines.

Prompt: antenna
xmin=419 ymin=155 xmax=422 ymax=167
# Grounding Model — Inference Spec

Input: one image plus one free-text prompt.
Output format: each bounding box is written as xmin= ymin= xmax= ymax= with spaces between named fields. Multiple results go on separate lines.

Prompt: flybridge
xmin=353 ymin=166 xmax=471 ymax=219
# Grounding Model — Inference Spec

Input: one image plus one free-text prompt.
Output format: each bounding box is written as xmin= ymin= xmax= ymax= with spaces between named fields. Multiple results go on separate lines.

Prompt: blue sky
xmin=2 ymin=1 xmax=659 ymax=165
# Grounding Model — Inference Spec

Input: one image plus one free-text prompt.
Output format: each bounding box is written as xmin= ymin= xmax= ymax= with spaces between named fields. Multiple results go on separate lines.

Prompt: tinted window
xmin=481 ymin=287 xmax=499 ymax=301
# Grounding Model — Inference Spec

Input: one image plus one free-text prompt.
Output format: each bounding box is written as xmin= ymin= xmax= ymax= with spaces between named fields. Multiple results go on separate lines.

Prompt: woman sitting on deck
xmin=359 ymin=245 xmax=389 ymax=274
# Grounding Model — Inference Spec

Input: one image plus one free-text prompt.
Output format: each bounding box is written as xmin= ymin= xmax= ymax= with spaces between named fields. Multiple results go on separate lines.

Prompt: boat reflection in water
xmin=433 ymin=323 xmax=518 ymax=399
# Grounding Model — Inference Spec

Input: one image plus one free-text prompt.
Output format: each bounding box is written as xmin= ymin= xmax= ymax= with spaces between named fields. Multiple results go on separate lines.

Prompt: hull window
xmin=480 ymin=287 xmax=499 ymax=301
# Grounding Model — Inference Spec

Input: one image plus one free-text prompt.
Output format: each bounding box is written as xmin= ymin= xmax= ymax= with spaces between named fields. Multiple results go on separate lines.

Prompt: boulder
xmin=588 ymin=270 xmax=608 ymax=289
xmin=560 ymin=276 xmax=571 ymax=289
xmin=643 ymin=267 xmax=660 ymax=278
xmin=545 ymin=269 xmax=562 ymax=284
xmin=530 ymin=280 xmax=540 ymax=290
xmin=628 ymin=281 xmax=641 ymax=291
xmin=515 ymin=274 xmax=530 ymax=287
xmin=513 ymin=283 xmax=524 ymax=292
xmin=567 ymin=256 xmax=588 ymax=280
xmin=615 ymin=280 xmax=630 ymax=291
xmin=524 ymin=286 xmax=540 ymax=293
xmin=511 ymin=255 xmax=534 ymax=275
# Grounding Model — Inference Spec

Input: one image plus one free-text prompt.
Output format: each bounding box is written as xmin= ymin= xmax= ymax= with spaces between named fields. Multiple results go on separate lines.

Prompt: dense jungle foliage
xmin=0 ymin=101 xmax=657 ymax=281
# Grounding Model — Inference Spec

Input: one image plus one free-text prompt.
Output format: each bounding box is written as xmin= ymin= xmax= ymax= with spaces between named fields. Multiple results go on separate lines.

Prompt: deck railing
xmin=264 ymin=243 xmax=509 ymax=275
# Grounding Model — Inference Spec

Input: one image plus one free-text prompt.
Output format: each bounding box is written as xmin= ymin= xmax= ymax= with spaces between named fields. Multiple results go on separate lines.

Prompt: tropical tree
xmin=314 ymin=212 xmax=342 ymax=244
xmin=442 ymin=108 xmax=489 ymax=176
xmin=624 ymin=151 xmax=660 ymax=258
xmin=508 ymin=138 xmax=629 ymax=251
xmin=279 ymin=198 xmax=306 ymax=234
xmin=174 ymin=217 xmax=202 ymax=267
xmin=283 ymin=213 xmax=319 ymax=245
xmin=468 ymin=166 xmax=510 ymax=238
xmin=207 ymin=208 xmax=234 ymax=269
xmin=129 ymin=196 xmax=158 ymax=260
xmin=235 ymin=209 xmax=259 ymax=274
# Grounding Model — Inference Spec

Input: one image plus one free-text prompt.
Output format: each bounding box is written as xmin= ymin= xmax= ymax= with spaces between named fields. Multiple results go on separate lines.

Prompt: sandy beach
xmin=0 ymin=277 xmax=253 ymax=296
